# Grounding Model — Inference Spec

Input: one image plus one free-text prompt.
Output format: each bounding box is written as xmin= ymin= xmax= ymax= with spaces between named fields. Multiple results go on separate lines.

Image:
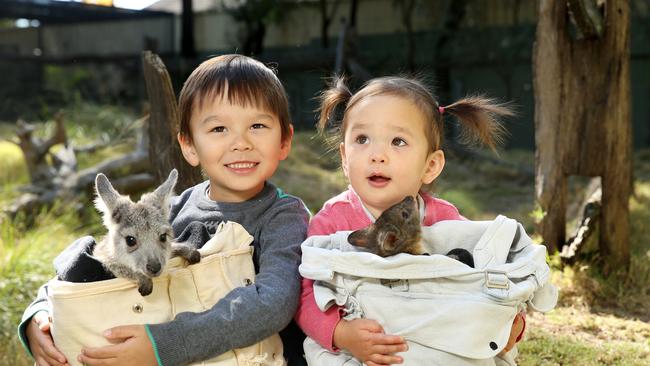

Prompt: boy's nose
xmin=231 ymin=134 xmax=253 ymax=151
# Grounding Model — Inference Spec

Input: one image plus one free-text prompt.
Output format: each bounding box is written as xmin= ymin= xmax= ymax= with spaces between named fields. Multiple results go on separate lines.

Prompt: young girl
xmin=295 ymin=76 xmax=524 ymax=365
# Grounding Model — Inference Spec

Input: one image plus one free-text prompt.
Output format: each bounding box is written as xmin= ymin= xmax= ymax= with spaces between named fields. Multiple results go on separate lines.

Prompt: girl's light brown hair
xmin=316 ymin=76 xmax=514 ymax=153
xmin=178 ymin=54 xmax=292 ymax=142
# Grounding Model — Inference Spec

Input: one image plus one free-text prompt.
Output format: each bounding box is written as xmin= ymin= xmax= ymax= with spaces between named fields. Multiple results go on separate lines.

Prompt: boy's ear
xmin=279 ymin=124 xmax=294 ymax=161
xmin=177 ymin=133 xmax=200 ymax=167
xmin=422 ymin=149 xmax=445 ymax=185
xmin=339 ymin=142 xmax=349 ymax=179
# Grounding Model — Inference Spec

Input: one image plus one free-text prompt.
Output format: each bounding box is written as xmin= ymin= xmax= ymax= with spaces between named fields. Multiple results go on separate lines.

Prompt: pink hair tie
xmin=438 ymin=106 xmax=445 ymax=115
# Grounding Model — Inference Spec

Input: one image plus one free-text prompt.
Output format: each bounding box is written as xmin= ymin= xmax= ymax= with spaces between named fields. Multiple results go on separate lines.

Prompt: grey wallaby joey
xmin=347 ymin=196 xmax=475 ymax=267
xmin=93 ymin=169 xmax=201 ymax=296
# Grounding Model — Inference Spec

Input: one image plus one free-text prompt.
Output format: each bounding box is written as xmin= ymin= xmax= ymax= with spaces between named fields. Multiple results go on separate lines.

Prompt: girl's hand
xmin=78 ymin=325 xmax=157 ymax=366
xmin=26 ymin=310 xmax=69 ymax=366
xmin=499 ymin=311 xmax=525 ymax=356
xmin=333 ymin=318 xmax=407 ymax=366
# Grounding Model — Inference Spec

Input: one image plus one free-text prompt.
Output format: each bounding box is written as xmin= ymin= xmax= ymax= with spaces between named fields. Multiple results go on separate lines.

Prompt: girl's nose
xmin=370 ymin=149 xmax=387 ymax=163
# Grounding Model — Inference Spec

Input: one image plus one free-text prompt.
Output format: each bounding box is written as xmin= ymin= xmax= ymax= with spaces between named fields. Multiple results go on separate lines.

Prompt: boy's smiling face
xmin=179 ymin=93 xmax=292 ymax=202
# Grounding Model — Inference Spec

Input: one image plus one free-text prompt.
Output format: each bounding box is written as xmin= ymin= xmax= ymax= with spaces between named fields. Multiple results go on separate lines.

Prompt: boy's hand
xmin=78 ymin=325 xmax=157 ymax=366
xmin=499 ymin=311 xmax=525 ymax=356
xmin=26 ymin=310 xmax=69 ymax=366
xmin=333 ymin=318 xmax=407 ymax=366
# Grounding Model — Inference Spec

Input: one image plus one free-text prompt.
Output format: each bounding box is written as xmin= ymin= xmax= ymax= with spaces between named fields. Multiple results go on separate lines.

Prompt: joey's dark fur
xmin=348 ymin=196 xmax=474 ymax=267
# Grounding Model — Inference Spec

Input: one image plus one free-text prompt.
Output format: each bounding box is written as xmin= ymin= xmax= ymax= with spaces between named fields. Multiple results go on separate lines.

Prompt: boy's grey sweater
xmin=18 ymin=180 xmax=309 ymax=366
xmin=151 ymin=181 xmax=309 ymax=365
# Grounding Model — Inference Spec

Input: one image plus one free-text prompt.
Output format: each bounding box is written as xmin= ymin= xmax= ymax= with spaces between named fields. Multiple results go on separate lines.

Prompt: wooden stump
xmin=142 ymin=51 xmax=202 ymax=192
xmin=533 ymin=0 xmax=631 ymax=272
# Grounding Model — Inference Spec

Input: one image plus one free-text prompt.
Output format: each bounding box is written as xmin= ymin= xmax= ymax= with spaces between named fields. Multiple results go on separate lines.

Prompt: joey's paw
xmin=186 ymin=249 xmax=201 ymax=264
xmin=138 ymin=279 xmax=153 ymax=296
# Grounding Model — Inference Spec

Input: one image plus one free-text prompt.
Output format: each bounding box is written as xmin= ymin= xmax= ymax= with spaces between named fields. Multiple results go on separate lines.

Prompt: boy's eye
xmin=392 ymin=137 xmax=407 ymax=147
xmin=355 ymin=135 xmax=369 ymax=144
xmin=211 ymin=126 xmax=226 ymax=133
xmin=251 ymin=123 xmax=267 ymax=129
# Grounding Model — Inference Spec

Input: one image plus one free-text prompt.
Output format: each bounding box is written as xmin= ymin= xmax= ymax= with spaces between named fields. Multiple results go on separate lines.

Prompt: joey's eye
xmin=355 ymin=135 xmax=368 ymax=144
xmin=401 ymin=210 xmax=410 ymax=219
xmin=159 ymin=233 xmax=167 ymax=243
xmin=125 ymin=236 xmax=137 ymax=247
xmin=392 ymin=137 xmax=407 ymax=147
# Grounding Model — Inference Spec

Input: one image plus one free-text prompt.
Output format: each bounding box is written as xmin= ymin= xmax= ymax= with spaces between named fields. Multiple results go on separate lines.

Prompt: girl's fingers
xmin=374 ymin=343 xmax=408 ymax=355
xmin=365 ymin=362 xmax=389 ymax=366
xmin=368 ymin=353 xmax=403 ymax=365
xmin=371 ymin=333 xmax=406 ymax=345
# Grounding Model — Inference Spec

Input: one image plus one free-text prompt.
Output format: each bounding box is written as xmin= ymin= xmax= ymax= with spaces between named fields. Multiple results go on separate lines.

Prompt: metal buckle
xmin=380 ymin=279 xmax=409 ymax=291
xmin=485 ymin=270 xmax=510 ymax=290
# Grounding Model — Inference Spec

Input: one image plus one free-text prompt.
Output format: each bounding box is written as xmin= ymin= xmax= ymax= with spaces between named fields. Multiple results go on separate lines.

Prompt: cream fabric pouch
xmin=48 ymin=221 xmax=285 ymax=366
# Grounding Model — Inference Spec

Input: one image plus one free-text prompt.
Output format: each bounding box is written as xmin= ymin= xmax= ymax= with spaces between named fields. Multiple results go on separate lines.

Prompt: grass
xmin=0 ymin=103 xmax=649 ymax=365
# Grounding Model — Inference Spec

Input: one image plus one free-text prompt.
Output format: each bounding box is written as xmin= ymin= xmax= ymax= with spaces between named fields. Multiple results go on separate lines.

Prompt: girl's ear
xmin=279 ymin=124 xmax=294 ymax=161
xmin=177 ymin=133 xmax=200 ymax=167
xmin=339 ymin=142 xmax=350 ymax=178
xmin=422 ymin=149 xmax=445 ymax=185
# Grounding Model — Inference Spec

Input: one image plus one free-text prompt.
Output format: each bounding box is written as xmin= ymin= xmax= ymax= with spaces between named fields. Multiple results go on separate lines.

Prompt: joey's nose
xmin=146 ymin=262 xmax=162 ymax=275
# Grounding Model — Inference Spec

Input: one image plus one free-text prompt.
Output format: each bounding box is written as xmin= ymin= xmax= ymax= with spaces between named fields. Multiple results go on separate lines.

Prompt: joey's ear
xmin=153 ymin=169 xmax=178 ymax=199
xmin=94 ymin=173 xmax=121 ymax=214
xmin=178 ymin=133 xmax=200 ymax=167
xmin=347 ymin=227 xmax=372 ymax=248
xmin=141 ymin=169 xmax=178 ymax=216
xmin=377 ymin=231 xmax=398 ymax=254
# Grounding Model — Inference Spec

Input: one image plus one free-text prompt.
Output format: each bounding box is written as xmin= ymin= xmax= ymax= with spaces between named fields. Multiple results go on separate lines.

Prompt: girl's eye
xmin=251 ymin=123 xmax=267 ymax=129
xmin=392 ymin=137 xmax=407 ymax=147
xmin=211 ymin=126 xmax=226 ymax=133
xmin=355 ymin=135 xmax=369 ymax=144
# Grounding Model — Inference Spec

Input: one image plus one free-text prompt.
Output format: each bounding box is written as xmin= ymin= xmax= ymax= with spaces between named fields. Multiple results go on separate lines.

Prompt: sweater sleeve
xmin=17 ymin=282 xmax=52 ymax=358
xmin=294 ymin=210 xmax=343 ymax=352
xmin=147 ymin=200 xmax=309 ymax=366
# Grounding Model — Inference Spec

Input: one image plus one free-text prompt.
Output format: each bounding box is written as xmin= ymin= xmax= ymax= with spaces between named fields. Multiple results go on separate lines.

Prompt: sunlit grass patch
xmin=0 ymin=200 xmax=103 ymax=366
xmin=520 ymin=308 xmax=650 ymax=366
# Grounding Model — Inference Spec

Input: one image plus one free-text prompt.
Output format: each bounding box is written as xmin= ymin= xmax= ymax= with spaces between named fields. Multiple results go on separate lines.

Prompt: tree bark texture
xmin=142 ymin=51 xmax=203 ymax=192
xmin=533 ymin=0 xmax=631 ymax=272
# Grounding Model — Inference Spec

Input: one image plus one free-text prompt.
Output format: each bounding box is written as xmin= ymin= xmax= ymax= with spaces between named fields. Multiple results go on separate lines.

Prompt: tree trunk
xmin=533 ymin=0 xmax=631 ymax=272
xmin=181 ymin=0 xmax=196 ymax=59
xmin=142 ymin=51 xmax=203 ymax=192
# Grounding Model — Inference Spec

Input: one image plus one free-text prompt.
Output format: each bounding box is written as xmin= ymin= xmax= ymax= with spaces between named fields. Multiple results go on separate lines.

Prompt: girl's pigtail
xmin=316 ymin=76 xmax=353 ymax=133
xmin=442 ymin=96 xmax=515 ymax=151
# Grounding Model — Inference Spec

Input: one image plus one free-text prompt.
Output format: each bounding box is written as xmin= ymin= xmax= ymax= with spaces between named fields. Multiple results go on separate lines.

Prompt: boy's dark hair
xmin=178 ymin=54 xmax=292 ymax=142
xmin=317 ymin=76 xmax=514 ymax=153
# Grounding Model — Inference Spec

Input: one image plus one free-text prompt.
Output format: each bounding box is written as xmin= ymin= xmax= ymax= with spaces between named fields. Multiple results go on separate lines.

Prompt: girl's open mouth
xmin=368 ymin=174 xmax=391 ymax=187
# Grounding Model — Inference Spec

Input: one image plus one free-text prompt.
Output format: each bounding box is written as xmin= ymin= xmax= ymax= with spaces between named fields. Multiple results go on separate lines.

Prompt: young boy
xmin=19 ymin=54 xmax=310 ymax=366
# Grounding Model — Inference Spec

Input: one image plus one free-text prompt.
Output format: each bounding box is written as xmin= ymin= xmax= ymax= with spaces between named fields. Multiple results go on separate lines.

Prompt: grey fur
xmin=92 ymin=169 xmax=200 ymax=296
